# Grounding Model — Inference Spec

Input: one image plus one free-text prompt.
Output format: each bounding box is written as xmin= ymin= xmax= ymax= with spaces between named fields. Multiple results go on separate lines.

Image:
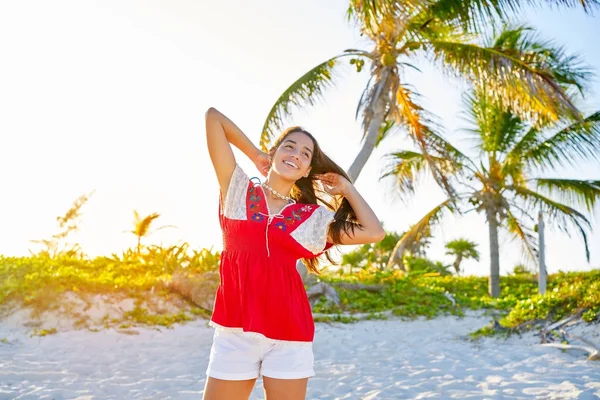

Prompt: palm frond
xmin=490 ymin=25 xmax=591 ymax=94
xmin=376 ymin=119 xmax=396 ymax=146
xmin=394 ymin=198 xmax=456 ymax=256
xmin=389 ymin=78 xmax=460 ymax=197
xmin=360 ymin=75 xmax=391 ymax=138
xmin=540 ymin=0 xmax=600 ymax=12
xmin=505 ymin=208 xmax=538 ymax=261
xmin=356 ymin=75 xmax=375 ymax=121
xmin=424 ymin=129 xmax=472 ymax=165
xmin=260 ymin=51 xmax=368 ymax=150
xmin=418 ymin=0 xmax=508 ymax=31
xmin=502 ymin=124 xmax=543 ymax=185
xmin=408 ymin=0 xmax=598 ymax=34
xmin=505 ymin=125 xmax=541 ymax=159
xmin=380 ymin=150 xmax=435 ymax=198
xmin=534 ymin=178 xmax=600 ymax=210
xmin=520 ymin=111 xmax=600 ymax=169
xmin=512 ymin=186 xmax=591 ymax=260
xmin=429 ymin=31 xmax=588 ymax=124
xmin=463 ymin=90 xmax=527 ymax=154
xmin=347 ymin=0 xmax=425 ymax=32
xmin=134 ymin=212 xmax=161 ymax=238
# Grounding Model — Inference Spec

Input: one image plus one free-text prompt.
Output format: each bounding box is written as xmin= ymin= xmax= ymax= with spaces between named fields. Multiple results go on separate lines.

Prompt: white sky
xmin=1 ymin=0 xmax=598 ymax=276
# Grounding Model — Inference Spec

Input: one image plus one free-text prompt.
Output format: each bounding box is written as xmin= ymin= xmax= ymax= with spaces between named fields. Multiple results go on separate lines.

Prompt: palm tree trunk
xmin=347 ymin=78 xmax=389 ymax=182
xmin=486 ymin=208 xmax=501 ymax=297
xmin=453 ymin=255 xmax=462 ymax=275
xmin=538 ymin=211 xmax=547 ymax=294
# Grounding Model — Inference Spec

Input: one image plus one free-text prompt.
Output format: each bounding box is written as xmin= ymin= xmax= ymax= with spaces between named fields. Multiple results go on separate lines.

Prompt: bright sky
xmin=1 ymin=0 xmax=599 ymax=276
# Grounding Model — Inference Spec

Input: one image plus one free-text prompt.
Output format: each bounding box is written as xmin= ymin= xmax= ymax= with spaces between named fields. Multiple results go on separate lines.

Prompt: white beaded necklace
xmin=262 ymin=182 xmax=296 ymax=203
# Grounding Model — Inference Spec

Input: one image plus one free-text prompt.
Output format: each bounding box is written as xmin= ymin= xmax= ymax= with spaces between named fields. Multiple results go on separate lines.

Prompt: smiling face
xmin=270 ymin=131 xmax=315 ymax=182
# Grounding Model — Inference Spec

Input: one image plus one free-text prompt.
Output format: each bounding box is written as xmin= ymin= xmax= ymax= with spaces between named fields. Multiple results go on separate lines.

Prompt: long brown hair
xmin=268 ymin=127 xmax=357 ymax=274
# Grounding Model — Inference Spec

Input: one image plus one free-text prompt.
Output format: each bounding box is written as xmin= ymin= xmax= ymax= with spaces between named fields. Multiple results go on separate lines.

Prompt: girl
xmin=203 ymin=108 xmax=385 ymax=400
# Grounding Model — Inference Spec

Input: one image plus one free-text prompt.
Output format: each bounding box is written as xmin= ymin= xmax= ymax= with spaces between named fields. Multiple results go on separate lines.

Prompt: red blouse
xmin=209 ymin=165 xmax=335 ymax=343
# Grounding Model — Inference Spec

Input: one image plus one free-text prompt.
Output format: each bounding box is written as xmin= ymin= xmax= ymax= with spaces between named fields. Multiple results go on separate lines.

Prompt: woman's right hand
xmin=254 ymin=150 xmax=271 ymax=177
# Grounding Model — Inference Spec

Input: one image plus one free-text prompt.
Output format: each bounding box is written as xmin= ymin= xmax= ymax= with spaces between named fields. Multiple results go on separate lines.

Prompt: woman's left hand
xmin=315 ymin=173 xmax=351 ymax=196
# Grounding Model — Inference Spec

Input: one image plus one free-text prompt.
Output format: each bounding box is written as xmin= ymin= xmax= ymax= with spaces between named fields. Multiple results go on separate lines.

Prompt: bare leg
xmin=202 ymin=377 xmax=257 ymax=400
xmin=263 ymin=377 xmax=308 ymax=400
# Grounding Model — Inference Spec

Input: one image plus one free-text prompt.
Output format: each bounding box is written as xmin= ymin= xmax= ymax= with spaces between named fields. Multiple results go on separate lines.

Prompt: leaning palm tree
xmin=260 ymin=1 xmax=597 ymax=186
xmin=383 ymin=81 xmax=600 ymax=296
xmin=445 ymin=238 xmax=480 ymax=275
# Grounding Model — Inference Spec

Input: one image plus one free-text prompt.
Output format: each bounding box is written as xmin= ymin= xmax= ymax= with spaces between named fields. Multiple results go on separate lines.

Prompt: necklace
xmin=262 ymin=182 xmax=295 ymax=203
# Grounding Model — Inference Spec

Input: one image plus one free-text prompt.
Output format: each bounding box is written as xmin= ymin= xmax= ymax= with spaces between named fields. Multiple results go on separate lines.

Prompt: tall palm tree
xmin=445 ymin=238 xmax=480 ymax=275
xmin=382 ymin=87 xmax=600 ymax=297
xmin=259 ymin=1 xmax=597 ymax=186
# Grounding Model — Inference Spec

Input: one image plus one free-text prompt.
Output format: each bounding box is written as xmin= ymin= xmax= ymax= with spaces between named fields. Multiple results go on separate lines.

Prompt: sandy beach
xmin=1 ymin=312 xmax=598 ymax=399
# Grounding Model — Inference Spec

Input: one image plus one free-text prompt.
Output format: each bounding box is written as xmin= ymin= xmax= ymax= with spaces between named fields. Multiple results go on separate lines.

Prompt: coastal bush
xmin=3 ymin=249 xmax=597 ymax=336
xmin=317 ymin=269 xmax=599 ymax=330
xmin=499 ymin=270 xmax=600 ymax=328
xmin=0 ymin=244 xmax=220 ymax=331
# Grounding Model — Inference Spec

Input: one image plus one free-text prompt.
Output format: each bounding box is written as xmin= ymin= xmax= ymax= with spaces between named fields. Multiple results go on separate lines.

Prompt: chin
xmin=273 ymin=165 xmax=303 ymax=182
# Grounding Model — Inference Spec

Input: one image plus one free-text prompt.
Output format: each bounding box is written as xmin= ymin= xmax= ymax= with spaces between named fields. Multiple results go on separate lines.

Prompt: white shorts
xmin=206 ymin=328 xmax=315 ymax=380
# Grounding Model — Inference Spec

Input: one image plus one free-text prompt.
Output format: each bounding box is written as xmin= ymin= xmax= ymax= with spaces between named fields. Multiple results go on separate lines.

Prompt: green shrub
xmin=0 ymin=245 xmax=220 ymax=329
xmin=317 ymin=268 xmax=600 ymax=331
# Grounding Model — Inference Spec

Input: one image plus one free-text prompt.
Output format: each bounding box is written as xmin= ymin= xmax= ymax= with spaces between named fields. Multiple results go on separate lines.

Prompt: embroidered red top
xmin=209 ymin=165 xmax=335 ymax=343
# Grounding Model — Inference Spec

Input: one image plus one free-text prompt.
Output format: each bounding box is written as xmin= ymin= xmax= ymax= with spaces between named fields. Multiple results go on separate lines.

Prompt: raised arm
xmin=316 ymin=173 xmax=385 ymax=245
xmin=205 ymin=107 xmax=268 ymax=196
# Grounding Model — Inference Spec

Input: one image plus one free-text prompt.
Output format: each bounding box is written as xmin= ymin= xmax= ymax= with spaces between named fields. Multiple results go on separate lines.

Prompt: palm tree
xmin=445 ymin=238 xmax=480 ymax=275
xmin=259 ymin=1 xmax=597 ymax=186
xmin=129 ymin=211 xmax=175 ymax=255
xmin=383 ymin=77 xmax=600 ymax=296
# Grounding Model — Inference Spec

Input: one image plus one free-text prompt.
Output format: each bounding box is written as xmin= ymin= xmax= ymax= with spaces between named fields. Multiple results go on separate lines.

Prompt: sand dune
xmin=1 ymin=311 xmax=598 ymax=399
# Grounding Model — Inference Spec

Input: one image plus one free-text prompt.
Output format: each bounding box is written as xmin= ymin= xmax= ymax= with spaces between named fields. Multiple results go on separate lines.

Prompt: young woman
xmin=203 ymin=107 xmax=385 ymax=400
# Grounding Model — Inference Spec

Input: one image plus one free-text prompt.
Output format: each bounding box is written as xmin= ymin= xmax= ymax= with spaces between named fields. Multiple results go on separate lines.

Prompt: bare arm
xmin=205 ymin=107 xmax=264 ymax=196
xmin=316 ymin=173 xmax=385 ymax=245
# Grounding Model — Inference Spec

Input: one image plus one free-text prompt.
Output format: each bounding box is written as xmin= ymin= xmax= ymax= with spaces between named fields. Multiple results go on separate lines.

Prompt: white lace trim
xmin=290 ymin=206 xmax=335 ymax=254
xmin=209 ymin=321 xmax=313 ymax=347
xmin=222 ymin=165 xmax=248 ymax=220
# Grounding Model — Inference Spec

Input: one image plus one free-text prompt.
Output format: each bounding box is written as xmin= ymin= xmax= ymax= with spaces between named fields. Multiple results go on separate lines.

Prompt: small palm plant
xmin=445 ymin=239 xmax=480 ymax=275
xmin=129 ymin=211 xmax=175 ymax=255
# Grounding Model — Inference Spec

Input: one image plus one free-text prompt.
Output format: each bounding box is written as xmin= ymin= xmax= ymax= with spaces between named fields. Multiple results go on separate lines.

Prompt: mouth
xmin=283 ymin=160 xmax=299 ymax=170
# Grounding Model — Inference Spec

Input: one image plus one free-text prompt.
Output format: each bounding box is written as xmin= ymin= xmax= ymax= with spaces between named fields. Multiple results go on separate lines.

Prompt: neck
xmin=264 ymin=173 xmax=294 ymax=199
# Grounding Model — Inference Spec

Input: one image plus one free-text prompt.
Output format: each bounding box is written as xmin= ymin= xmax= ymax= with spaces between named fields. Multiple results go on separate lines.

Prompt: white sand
xmin=1 ymin=312 xmax=599 ymax=399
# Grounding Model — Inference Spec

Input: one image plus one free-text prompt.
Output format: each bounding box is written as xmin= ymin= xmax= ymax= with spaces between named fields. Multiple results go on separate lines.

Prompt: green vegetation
xmin=0 ymin=244 xmax=220 ymax=334
xmin=315 ymin=268 xmax=600 ymax=334
xmin=1 ymin=246 xmax=598 ymax=337
xmin=381 ymin=30 xmax=600 ymax=297
xmin=31 ymin=328 xmax=58 ymax=337
xmin=445 ymin=239 xmax=480 ymax=275
xmin=2 ymin=193 xmax=598 ymax=339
